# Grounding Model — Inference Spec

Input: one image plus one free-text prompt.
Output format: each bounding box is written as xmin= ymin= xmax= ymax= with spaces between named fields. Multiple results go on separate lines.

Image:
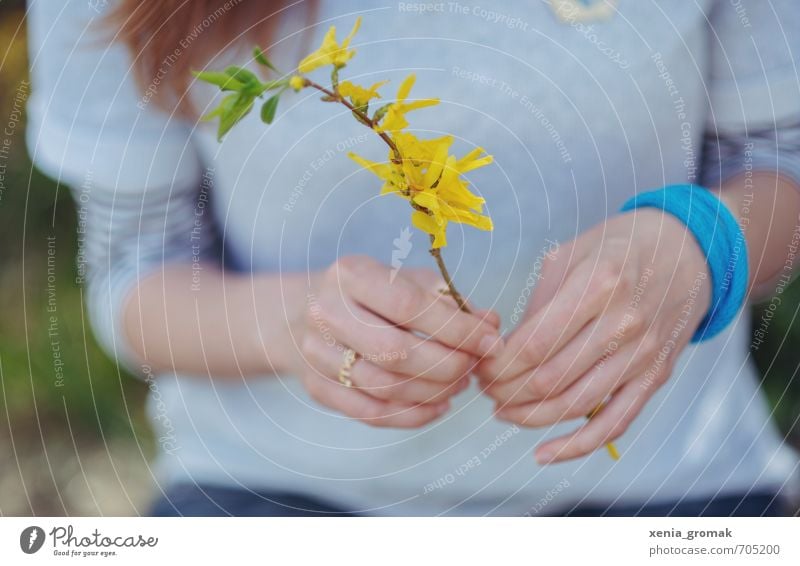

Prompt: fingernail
xmin=535 ymin=448 xmax=554 ymax=465
xmin=479 ymin=334 xmax=504 ymax=357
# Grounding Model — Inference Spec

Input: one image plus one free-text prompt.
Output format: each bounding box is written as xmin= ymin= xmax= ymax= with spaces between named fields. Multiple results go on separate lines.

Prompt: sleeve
xmin=25 ymin=0 xmax=220 ymax=376
xmin=701 ymin=0 xmax=800 ymax=189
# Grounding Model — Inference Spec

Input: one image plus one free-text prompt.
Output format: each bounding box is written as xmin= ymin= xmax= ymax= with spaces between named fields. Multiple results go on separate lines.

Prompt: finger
xmin=307 ymin=371 xmax=452 ymax=428
xmin=406 ymin=269 xmax=490 ymax=317
xmin=483 ymin=260 xmax=611 ymax=380
xmin=340 ymin=257 xmax=503 ymax=358
xmin=354 ymin=361 xmax=471 ymax=404
xmin=526 ymin=239 xmax=575 ymax=314
xmin=533 ymin=378 xmax=650 ymax=464
xmin=324 ymin=300 xmax=477 ymax=383
xmin=474 ymin=308 xmax=502 ymax=330
xmin=312 ymin=341 xmax=470 ymax=404
xmin=495 ymin=339 xmax=644 ymax=426
xmin=484 ymin=308 xmax=640 ymax=404
xmin=407 ymin=270 xmax=502 ymax=331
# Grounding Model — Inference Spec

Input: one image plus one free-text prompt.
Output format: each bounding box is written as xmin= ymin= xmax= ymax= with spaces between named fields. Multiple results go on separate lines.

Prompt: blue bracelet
xmin=620 ymin=184 xmax=748 ymax=343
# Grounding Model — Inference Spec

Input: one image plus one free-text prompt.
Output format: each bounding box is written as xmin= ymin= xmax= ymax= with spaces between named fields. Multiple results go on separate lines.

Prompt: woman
xmin=27 ymin=0 xmax=800 ymax=516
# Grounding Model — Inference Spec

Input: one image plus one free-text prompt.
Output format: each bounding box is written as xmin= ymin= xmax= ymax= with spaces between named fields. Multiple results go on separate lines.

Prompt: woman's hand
xmin=476 ymin=209 xmax=712 ymax=462
xmin=296 ymin=255 xmax=502 ymax=428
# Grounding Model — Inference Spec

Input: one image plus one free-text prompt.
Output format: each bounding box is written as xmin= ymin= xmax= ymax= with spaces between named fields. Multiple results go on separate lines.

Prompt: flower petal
xmin=341 ymin=17 xmax=362 ymax=49
xmin=397 ymin=74 xmax=416 ymax=101
xmin=412 ymin=211 xmax=448 ymax=248
xmin=422 ymin=142 xmax=450 ymax=188
xmin=412 ymin=190 xmax=441 ymax=213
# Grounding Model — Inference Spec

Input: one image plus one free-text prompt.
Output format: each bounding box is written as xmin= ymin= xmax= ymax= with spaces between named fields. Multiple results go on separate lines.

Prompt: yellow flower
xmin=298 ymin=17 xmax=362 ymax=73
xmin=349 ymin=134 xmax=493 ymax=248
xmin=289 ymin=76 xmax=306 ymax=91
xmin=348 ymin=153 xmax=407 ymax=196
xmin=338 ymin=80 xmax=388 ymax=107
xmin=394 ymin=132 xmax=453 ymax=164
xmin=376 ymin=74 xmax=439 ymax=133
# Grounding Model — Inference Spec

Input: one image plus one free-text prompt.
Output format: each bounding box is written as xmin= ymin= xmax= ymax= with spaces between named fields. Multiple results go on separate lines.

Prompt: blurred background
xmin=1 ymin=1 xmax=799 ymax=515
xmin=1 ymin=1 xmax=153 ymax=515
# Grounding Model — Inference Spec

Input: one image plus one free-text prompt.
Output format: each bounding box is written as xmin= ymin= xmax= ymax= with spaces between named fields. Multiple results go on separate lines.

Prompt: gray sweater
xmin=28 ymin=0 xmax=800 ymax=514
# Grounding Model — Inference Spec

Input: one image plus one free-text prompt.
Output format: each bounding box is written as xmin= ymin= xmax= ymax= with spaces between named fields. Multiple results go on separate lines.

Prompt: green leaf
xmin=192 ymin=70 xmax=245 ymax=92
xmin=253 ymin=46 xmax=279 ymax=72
xmin=200 ymin=93 xmax=236 ymax=122
xmin=225 ymin=66 xmax=260 ymax=86
xmin=262 ymin=79 xmax=290 ymax=91
xmin=260 ymin=95 xmax=280 ymax=124
xmin=216 ymin=92 xmax=256 ymax=141
xmin=352 ymin=110 xmax=371 ymax=127
xmin=372 ymin=103 xmax=391 ymax=123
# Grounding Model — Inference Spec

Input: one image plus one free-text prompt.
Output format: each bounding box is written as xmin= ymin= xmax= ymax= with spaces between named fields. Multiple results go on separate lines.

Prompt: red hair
xmin=106 ymin=0 xmax=315 ymax=114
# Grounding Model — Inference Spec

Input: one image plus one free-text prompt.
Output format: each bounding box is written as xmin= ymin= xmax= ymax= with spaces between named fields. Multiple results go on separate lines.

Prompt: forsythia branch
xmin=194 ymin=17 xmax=620 ymax=461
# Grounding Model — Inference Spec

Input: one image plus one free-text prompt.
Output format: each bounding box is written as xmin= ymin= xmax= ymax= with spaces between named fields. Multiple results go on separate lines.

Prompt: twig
xmin=304 ymin=78 xmax=471 ymax=312
xmin=429 ymin=238 xmax=471 ymax=313
xmin=305 ymin=79 xmax=401 ymax=160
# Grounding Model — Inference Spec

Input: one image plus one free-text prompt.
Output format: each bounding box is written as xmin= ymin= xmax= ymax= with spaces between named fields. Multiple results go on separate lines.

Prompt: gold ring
xmin=337 ymin=348 xmax=359 ymax=388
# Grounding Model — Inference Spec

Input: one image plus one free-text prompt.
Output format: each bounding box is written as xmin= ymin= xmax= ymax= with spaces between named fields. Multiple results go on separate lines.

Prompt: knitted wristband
xmin=620 ymin=184 xmax=748 ymax=343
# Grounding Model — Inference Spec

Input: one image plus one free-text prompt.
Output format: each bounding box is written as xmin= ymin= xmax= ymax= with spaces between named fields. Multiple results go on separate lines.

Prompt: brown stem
xmin=305 ymin=80 xmax=400 ymax=159
xmin=429 ymin=236 xmax=471 ymax=313
xmin=304 ymin=78 xmax=470 ymax=312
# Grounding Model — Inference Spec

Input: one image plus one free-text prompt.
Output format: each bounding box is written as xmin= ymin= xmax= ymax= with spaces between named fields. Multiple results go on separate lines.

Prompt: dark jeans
xmin=560 ymin=492 xmax=787 ymax=516
xmin=149 ymin=484 xmax=357 ymax=516
xmin=149 ymin=483 xmax=788 ymax=517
